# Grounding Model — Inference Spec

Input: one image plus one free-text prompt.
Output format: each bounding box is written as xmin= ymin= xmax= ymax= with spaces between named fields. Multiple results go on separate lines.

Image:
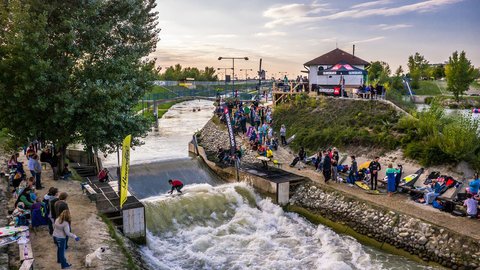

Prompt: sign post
xmin=120 ymin=134 xmax=131 ymax=209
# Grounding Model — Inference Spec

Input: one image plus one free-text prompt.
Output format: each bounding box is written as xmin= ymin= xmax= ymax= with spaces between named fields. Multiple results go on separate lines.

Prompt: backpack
xmin=442 ymin=201 xmax=455 ymax=213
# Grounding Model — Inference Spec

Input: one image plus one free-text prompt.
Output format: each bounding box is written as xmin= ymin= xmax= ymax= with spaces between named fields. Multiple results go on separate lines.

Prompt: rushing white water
xmin=101 ymin=99 xmax=215 ymax=167
xmin=140 ymin=183 xmax=430 ymax=270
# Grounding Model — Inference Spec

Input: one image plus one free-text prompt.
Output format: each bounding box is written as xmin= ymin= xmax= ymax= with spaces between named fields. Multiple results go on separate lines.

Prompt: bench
xmin=81 ymin=183 xmax=97 ymax=202
xmin=19 ymin=242 xmax=34 ymax=268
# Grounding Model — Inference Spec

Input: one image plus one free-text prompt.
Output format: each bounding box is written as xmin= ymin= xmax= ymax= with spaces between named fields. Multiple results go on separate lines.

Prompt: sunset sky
xmin=151 ymin=0 xmax=480 ymax=79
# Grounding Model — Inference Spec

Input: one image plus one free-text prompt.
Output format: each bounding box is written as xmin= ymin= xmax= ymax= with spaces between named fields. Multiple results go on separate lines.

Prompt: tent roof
xmin=304 ymin=48 xmax=369 ymax=66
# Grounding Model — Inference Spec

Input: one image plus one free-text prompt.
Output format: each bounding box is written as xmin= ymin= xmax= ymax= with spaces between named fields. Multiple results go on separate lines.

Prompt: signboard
xmin=318 ymin=70 xmax=364 ymax=75
xmin=223 ymin=105 xmax=237 ymax=155
xmin=120 ymin=134 xmax=131 ymax=208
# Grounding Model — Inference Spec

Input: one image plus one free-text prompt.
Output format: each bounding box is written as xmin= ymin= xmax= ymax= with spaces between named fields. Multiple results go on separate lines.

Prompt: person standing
xmin=394 ymin=164 xmax=403 ymax=190
xmin=44 ymin=187 xmax=59 ymax=235
xmin=280 ymin=124 xmax=287 ymax=146
xmin=55 ymin=192 xmax=70 ymax=248
xmin=28 ymin=154 xmax=36 ymax=179
xmin=33 ymin=155 xmax=43 ymax=189
xmin=53 ymin=210 xmax=80 ymax=269
xmin=332 ymin=150 xmax=339 ymax=182
xmin=322 ymin=151 xmax=332 ymax=183
xmin=347 ymin=156 xmax=358 ymax=186
xmin=368 ymin=157 xmax=381 ymax=191
xmin=385 ymin=164 xmax=400 ymax=196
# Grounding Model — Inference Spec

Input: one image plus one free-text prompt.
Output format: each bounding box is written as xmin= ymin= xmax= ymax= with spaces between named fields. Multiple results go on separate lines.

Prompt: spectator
xmin=44 ymin=187 xmax=59 ymax=235
xmin=385 ymin=163 xmax=400 ymax=197
xmin=33 ymin=154 xmax=43 ymax=189
xmin=322 ymin=150 xmax=332 ymax=183
xmin=463 ymin=193 xmax=478 ymax=218
xmin=98 ymin=168 xmax=109 ymax=183
xmin=55 ymin=192 xmax=70 ymax=249
xmin=423 ymin=179 xmax=442 ymax=205
xmin=368 ymin=157 xmax=381 ymax=191
xmin=347 ymin=156 xmax=358 ymax=186
xmin=15 ymin=188 xmax=34 ymax=209
xmin=331 ymin=150 xmax=339 ymax=182
xmin=61 ymin=164 xmax=72 ymax=180
xmin=466 ymin=173 xmax=479 ymax=195
xmin=280 ymin=124 xmax=287 ymax=146
xmin=53 ymin=210 xmax=79 ymax=269
xmin=8 ymin=154 xmax=18 ymax=169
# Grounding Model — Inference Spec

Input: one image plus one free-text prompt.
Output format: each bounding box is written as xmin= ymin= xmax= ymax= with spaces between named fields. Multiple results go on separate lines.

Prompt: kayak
xmin=358 ymin=161 xmax=371 ymax=170
xmin=399 ymin=168 xmax=424 ymax=187
xmin=355 ymin=181 xmax=370 ymax=190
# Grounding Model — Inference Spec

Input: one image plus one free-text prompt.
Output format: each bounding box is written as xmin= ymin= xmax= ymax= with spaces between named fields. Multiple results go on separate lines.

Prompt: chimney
xmin=353 ymin=44 xmax=355 ymax=57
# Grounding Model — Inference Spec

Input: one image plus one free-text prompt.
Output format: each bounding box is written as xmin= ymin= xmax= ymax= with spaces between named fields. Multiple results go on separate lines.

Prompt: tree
xmin=0 ymin=0 xmax=159 ymax=163
xmin=367 ymin=61 xmax=390 ymax=84
xmin=391 ymin=66 xmax=404 ymax=90
xmin=407 ymin=52 xmax=429 ymax=88
xmin=159 ymin=65 xmax=218 ymax=81
xmin=445 ymin=51 xmax=476 ymax=102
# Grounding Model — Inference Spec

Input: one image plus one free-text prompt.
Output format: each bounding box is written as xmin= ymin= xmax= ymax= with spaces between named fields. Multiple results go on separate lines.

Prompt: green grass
xmin=273 ymin=95 xmax=403 ymax=154
xmin=415 ymin=80 xmax=444 ymax=95
xmin=424 ymin=95 xmax=480 ymax=109
xmin=100 ymin=214 xmax=139 ymax=270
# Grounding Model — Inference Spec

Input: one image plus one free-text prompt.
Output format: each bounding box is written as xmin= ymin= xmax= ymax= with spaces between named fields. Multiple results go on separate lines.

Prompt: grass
xmin=414 ymin=80 xmax=444 ymax=95
xmin=424 ymin=95 xmax=480 ymax=109
xmin=100 ymin=214 xmax=139 ymax=270
xmin=273 ymin=95 xmax=403 ymax=155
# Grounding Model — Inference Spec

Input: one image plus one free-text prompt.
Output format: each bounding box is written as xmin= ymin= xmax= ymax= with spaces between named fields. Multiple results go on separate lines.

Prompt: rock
xmin=418 ymin=236 xmax=428 ymax=245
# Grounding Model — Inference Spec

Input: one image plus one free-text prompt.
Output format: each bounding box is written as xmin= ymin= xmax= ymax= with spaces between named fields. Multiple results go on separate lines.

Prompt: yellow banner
xmin=120 ymin=134 xmax=132 ymax=208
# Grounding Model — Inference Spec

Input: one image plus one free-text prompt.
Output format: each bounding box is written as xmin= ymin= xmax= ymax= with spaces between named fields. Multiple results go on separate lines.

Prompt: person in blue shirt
xmin=423 ymin=179 xmax=443 ymax=205
xmin=466 ymin=173 xmax=479 ymax=196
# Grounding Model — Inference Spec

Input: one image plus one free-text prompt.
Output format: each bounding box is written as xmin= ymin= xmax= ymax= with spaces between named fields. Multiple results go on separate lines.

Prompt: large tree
xmin=445 ymin=51 xmax=476 ymax=102
xmin=0 ymin=0 xmax=159 ymax=161
xmin=367 ymin=61 xmax=390 ymax=84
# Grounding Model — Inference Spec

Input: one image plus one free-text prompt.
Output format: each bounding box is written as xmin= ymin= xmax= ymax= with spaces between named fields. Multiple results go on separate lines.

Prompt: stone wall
xmin=290 ymin=182 xmax=480 ymax=270
xmin=0 ymin=175 xmax=9 ymax=270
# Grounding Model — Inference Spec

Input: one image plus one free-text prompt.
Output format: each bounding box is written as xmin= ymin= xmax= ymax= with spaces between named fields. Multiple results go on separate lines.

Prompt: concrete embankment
xmin=289 ymin=183 xmax=480 ymax=269
xmin=196 ymin=118 xmax=480 ymax=270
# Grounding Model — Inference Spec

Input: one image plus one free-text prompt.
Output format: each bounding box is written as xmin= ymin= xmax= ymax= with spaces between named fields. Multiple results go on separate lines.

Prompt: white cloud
xmin=255 ymin=31 xmax=287 ymax=37
xmin=350 ymin=36 xmax=385 ymax=44
xmin=263 ymin=0 xmax=463 ymax=28
xmin=376 ymin=24 xmax=413 ymax=30
xmin=351 ymin=0 xmax=392 ymax=9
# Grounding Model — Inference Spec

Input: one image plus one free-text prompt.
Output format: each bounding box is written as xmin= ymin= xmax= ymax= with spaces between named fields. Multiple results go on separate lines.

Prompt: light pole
xmin=240 ymin=68 xmax=252 ymax=87
xmin=217 ymin=67 xmax=233 ymax=97
xmin=218 ymin=57 xmax=249 ymax=98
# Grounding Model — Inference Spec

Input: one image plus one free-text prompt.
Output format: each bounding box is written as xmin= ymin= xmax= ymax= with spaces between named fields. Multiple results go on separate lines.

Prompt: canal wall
xmin=290 ymin=183 xmax=480 ymax=270
xmin=195 ymin=118 xmax=480 ymax=270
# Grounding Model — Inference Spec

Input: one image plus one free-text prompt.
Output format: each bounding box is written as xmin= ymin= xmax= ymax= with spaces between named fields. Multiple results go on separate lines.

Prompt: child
xmin=61 ymin=164 xmax=72 ymax=180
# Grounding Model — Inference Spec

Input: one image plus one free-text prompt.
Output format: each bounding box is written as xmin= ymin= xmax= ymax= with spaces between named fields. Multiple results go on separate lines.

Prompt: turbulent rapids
xmin=140 ymin=183 xmax=429 ymax=270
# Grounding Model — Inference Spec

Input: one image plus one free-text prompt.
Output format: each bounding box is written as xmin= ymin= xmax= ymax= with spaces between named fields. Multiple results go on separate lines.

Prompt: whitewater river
xmin=104 ymin=100 xmax=433 ymax=270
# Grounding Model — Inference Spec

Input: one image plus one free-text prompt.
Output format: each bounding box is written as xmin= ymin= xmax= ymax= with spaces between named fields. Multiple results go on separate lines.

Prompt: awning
xmin=318 ymin=61 xmax=367 ymax=75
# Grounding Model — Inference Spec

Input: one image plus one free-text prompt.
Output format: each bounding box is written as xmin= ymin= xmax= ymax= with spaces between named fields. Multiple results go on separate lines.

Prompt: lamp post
xmin=217 ymin=67 xmax=233 ymax=97
xmin=218 ymin=57 xmax=249 ymax=97
xmin=240 ymin=68 xmax=252 ymax=87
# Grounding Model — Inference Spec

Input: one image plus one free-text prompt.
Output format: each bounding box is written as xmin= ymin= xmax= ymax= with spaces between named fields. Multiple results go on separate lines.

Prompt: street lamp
xmin=217 ymin=67 xmax=233 ymax=97
xmin=240 ymin=68 xmax=253 ymax=86
xmin=218 ymin=56 xmax=249 ymax=97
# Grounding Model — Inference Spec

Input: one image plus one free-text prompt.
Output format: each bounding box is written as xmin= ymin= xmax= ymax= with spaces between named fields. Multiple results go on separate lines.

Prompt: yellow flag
xmin=120 ymin=134 xmax=132 ymax=208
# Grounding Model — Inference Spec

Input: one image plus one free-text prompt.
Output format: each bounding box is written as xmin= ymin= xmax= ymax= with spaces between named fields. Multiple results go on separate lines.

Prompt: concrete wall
xmin=191 ymin=143 xmax=277 ymax=195
xmin=291 ymin=182 xmax=480 ymax=269
xmin=122 ymin=207 xmax=146 ymax=245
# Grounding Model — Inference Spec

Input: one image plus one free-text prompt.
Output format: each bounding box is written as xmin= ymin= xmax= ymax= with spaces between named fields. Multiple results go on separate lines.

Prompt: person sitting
xmin=217 ymin=148 xmax=226 ymax=163
xmin=466 ymin=173 xmax=479 ymax=196
xmin=463 ymin=193 xmax=478 ymax=218
xmin=423 ymin=179 xmax=442 ymax=205
xmin=61 ymin=164 xmax=72 ymax=180
xmin=11 ymin=202 xmax=30 ymax=226
xmin=257 ymin=144 xmax=266 ymax=157
xmin=168 ymin=179 xmax=184 ymax=194
xmin=266 ymin=148 xmax=273 ymax=159
xmin=8 ymin=154 xmax=18 ymax=169
xmin=97 ymin=168 xmax=109 ymax=183
xmin=15 ymin=188 xmax=34 ymax=209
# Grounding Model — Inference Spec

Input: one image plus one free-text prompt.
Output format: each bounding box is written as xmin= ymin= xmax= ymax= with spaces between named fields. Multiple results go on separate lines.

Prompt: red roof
xmin=304 ymin=48 xmax=369 ymax=66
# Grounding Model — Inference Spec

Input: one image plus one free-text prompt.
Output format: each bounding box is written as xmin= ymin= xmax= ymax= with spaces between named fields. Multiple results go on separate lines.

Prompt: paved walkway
xmin=270 ymin=145 xmax=480 ymax=240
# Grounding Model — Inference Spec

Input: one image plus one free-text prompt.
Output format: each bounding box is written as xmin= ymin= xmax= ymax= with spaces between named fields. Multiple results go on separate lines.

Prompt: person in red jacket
xmin=168 ymin=179 xmax=184 ymax=194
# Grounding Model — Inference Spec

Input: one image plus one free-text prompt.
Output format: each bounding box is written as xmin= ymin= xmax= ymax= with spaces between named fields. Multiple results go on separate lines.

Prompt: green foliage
xmin=367 ymin=61 xmax=390 ymax=84
xmin=159 ymin=64 xmax=218 ymax=81
xmin=445 ymin=51 xmax=476 ymax=102
xmin=0 ymin=128 xmax=23 ymax=153
xmin=385 ymin=89 xmax=415 ymax=112
xmin=400 ymin=103 xmax=480 ymax=169
xmin=407 ymin=53 xmax=429 ymax=89
xmin=415 ymin=80 xmax=443 ymax=95
xmin=273 ymin=97 xmax=402 ymax=155
xmin=0 ymin=0 xmax=160 ymax=155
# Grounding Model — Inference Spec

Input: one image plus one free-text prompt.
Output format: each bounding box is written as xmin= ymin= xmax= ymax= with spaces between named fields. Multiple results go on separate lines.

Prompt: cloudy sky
xmin=152 ymin=0 xmax=480 ymax=79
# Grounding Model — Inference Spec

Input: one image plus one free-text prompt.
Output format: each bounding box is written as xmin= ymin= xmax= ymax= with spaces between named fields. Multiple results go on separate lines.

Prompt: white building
xmin=304 ymin=48 xmax=369 ymax=94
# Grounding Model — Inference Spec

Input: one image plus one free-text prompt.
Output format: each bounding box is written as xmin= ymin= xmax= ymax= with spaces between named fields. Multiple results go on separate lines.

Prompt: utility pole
xmin=258 ymin=58 xmax=262 ymax=97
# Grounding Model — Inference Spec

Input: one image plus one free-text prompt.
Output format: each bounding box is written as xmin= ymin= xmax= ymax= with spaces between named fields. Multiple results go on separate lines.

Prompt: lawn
xmin=414 ymin=80 xmax=445 ymax=96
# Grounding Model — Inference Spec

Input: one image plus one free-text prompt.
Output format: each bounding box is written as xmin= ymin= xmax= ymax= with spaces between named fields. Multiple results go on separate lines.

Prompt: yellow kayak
xmin=358 ymin=161 xmax=371 ymax=170
xmin=355 ymin=181 xmax=371 ymax=190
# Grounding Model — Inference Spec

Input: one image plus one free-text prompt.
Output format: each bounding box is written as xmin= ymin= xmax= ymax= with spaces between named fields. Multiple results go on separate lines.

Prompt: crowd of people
xmin=355 ymin=84 xmax=385 ymax=99
xmin=6 ymin=144 xmax=80 ymax=269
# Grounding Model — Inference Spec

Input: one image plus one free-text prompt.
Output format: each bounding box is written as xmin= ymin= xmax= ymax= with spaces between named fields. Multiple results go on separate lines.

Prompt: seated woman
xmin=11 ymin=202 xmax=30 ymax=226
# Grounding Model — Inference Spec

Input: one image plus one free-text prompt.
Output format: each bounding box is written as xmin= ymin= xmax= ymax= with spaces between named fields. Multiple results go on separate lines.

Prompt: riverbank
xmin=5 ymin=153 xmax=132 ymax=269
xmin=196 ymin=115 xmax=480 ymax=269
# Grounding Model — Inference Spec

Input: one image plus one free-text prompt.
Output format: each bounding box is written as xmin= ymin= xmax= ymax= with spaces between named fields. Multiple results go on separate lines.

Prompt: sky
xmin=151 ymin=0 xmax=480 ymax=79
